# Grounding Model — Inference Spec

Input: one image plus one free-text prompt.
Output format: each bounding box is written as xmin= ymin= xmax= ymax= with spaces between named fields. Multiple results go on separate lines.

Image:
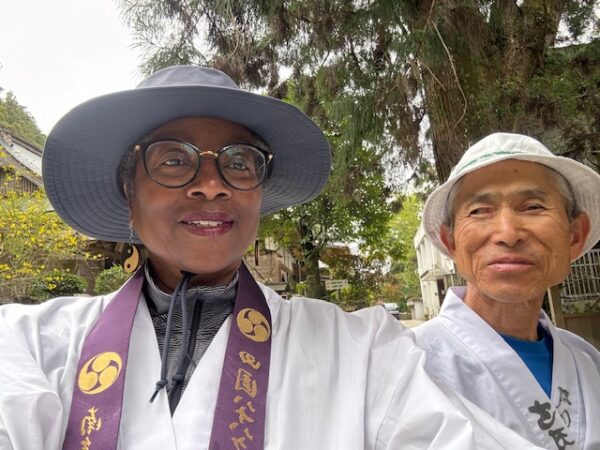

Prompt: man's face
xmin=441 ymin=160 xmax=590 ymax=306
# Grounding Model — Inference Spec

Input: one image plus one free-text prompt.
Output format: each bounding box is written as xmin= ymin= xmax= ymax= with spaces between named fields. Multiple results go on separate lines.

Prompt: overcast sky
xmin=1 ymin=0 xmax=142 ymax=134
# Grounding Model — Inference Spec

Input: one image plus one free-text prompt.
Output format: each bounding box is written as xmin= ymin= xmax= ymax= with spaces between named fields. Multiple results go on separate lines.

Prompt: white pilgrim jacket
xmin=0 ymin=281 xmax=545 ymax=450
xmin=414 ymin=287 xmax=600 ymax=450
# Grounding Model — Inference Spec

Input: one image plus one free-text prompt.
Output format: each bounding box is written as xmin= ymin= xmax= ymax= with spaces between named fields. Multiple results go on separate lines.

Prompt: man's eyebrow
xmin=516 ymin=189 xmax=549 ymax=201
xmin=463 ymin=189 xmax=549 ymax=205
xmin=463 ymin=192 xmax=493 ymax=205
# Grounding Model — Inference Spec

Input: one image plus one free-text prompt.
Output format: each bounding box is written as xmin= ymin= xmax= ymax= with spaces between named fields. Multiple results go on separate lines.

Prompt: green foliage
xmin=379 ymin=282 xmax=409 ymax=312
xmin=120 ymin=0 xmax=599 ymax=180
xmin=0 ymin=92 xmax=46 ymax=148
xmin=29 ymin=269 xmax=87 ymax=301
xmin=563 ymin=301 xmax=600 ymax=314
xmin=119 ymin=0 xmax=600 ymax=300
xmin=94 ymin=265 xmax=132 ymax=294
xmin=0 ymin=175 xmax=91 ymax=300
xmin=255 ymin=121 xmax=393 ymax=297
xmin=386 ymin=195 xmax=422 ymax=301
xmin=0 ymin=93 xmax=89 ymax=302
xmin=527 ymin=41 xmax=600 ymax=169
xmin=319 ymin=245 xmax=383 ymax=306
xmin=293 ymin=281 xmax=308 ymax=296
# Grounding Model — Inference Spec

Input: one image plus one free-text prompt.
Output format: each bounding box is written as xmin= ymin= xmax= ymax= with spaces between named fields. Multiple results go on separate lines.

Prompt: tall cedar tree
xmin=119 ymin=0 xmax=600 ymax=296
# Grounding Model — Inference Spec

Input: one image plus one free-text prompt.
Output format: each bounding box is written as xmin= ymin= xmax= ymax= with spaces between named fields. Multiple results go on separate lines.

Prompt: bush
xmin=94 ymin=265 xmax=132 ymax=295
xmin=29 ymin=270 xmax=87 ymax=301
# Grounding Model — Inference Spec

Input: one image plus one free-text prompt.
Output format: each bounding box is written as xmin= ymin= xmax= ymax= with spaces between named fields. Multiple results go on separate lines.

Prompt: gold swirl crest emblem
xmin=236 ymin=308 xmax=271 ymax=342
xmin=78 ymin=352 xmax=122 ymax=395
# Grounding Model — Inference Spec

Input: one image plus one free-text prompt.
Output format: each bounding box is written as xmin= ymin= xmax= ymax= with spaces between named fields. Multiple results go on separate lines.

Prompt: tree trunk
xmin=298 ymin=218 xmax=325 ymax=299
xmin=420 ymin=60 xmax=470 ymax=181
xmin=407 ymin=0 xmax=474 ymax=181
xmin=303 ymin=245 xmax=324 ymax=299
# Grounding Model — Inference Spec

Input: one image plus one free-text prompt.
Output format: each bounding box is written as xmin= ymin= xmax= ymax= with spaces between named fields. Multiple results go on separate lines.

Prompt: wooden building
xmin=0 ymin=129 xmax=43 ymax=193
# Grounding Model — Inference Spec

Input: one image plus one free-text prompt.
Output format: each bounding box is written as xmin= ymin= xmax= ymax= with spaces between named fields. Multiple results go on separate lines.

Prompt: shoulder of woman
xmin=0 ymin=294 xmax=106 ymax=341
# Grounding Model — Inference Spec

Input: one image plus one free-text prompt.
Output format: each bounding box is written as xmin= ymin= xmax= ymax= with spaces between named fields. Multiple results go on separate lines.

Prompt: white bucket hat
xmin=422 ymin=132 xmax=600 ymax=258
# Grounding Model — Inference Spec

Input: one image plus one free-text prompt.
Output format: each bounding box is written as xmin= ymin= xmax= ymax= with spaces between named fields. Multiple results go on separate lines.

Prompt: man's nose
xmin=491 ymin=208 xmax=526 ymax=247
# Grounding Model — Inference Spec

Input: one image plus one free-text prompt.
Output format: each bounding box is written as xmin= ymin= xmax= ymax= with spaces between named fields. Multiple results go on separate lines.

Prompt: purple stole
xmin=63 ymin=263 xmax=272 ymax=450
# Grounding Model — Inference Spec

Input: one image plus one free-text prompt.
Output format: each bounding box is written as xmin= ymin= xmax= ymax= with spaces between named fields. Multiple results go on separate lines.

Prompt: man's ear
xmin=570 ymin=212 xmax=591 ymax=260
xmin=440 ymin=224 xmax=456 ymax=258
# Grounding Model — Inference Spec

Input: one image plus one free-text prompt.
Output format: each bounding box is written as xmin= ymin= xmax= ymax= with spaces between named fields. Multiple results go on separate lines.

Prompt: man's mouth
xmin=486 ymin=256 xmax=535 ymax=273
xmin=488 ymin=257 xmax=533 ymax=265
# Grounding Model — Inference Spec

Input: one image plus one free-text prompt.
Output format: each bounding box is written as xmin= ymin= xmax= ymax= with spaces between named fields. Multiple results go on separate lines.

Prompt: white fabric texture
xmin=0 ymin=283 xmax=544 ymax=449
xmin=414 ymin=287 xmax=600 ymax=450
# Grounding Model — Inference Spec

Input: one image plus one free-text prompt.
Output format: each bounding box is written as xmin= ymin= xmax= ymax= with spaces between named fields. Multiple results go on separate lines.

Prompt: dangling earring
xmin=124 ymin=226 xmax=140 ymax=273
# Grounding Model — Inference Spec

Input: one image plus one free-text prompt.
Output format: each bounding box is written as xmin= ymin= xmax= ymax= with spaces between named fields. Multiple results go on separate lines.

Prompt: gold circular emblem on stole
xmin=236 ymin=308 xmax=271 ymax=342
xmin=78 ymin=352 xmax=123 ymax=395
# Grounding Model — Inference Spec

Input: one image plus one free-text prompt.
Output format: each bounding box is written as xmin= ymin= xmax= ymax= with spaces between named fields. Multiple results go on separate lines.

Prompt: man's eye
xmin=524 ymin=204 xmax=545 ymax=212
xmin=468 ymin=207 xmax=492 ymax=216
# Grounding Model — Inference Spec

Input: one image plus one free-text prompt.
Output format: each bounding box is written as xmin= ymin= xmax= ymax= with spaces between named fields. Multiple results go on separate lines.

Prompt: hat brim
xmin=423 ymin=153 xmax=600 ymax=259
xmin=42 ymin=85 xmax=331 ymax=242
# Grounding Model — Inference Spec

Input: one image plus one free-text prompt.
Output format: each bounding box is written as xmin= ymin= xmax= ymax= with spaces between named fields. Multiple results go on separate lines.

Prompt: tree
xmin=0 ymin=92 xmax=45 ymax=148
xmin=386 ymin=195 xmax=422 ymax=302
xmin=319 ymin=244 xmax=385 ymax=308
xmin=0 ymin=172 xmax=90 ymax=300
xmin=120 ymin=0 xmax=600 ymax=181
xmin=257 ymin=141 xmax=392 ymax=298
xmin=532 ymin=40 xmax=600 ymax=171
xmin=119 ymin=0 xmax=600 ymax=294
xmin=120 ymin=1 xmax=397 ymax=297
xmin=94 ymin=265 xmax=132 ymax=295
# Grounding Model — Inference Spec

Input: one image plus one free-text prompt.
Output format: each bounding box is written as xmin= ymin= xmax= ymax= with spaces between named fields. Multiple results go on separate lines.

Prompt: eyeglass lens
xmin=144 ymin=140 xmax=268 ymax=190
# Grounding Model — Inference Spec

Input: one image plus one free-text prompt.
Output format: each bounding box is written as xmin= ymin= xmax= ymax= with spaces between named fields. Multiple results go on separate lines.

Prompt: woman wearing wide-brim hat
xmin=0 ymin=66 xmax=545 ymax=449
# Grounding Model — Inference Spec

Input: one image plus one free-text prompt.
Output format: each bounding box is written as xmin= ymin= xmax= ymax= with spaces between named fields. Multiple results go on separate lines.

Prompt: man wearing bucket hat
xmin=0 ymin=68 xmax=543 ymax=449
xmin=415 ymin=132 xmax=600 ymax=449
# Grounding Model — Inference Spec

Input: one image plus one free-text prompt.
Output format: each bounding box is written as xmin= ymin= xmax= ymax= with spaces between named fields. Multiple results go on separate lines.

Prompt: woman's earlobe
xmin=124 ymin=184 xmax=135 ymax=208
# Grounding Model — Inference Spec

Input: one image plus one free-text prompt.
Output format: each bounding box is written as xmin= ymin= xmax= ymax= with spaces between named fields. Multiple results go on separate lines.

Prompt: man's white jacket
xmin=0 ymin=282 xmax=544 ymax=449
xmin=414 ymin=287 xmax=600 ymax=450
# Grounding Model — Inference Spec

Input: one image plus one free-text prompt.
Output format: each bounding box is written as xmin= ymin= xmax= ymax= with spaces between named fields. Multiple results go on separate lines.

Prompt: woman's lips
xmin=180 ymin=212 xmax=234 ymax=235
xmin=185 ymin=219 xmax=227 ymax=227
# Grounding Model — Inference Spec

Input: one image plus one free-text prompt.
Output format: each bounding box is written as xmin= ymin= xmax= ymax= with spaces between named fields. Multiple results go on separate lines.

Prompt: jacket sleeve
xmin=372 ymin=327 xmax=546 ymax=449
xmin=0 ymin=307 xmax=66 ymax=450
xmin=0 ymin=297 xmax=106 ymax=450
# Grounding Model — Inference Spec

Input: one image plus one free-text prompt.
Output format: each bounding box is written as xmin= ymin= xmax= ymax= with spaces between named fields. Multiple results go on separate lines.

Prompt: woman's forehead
xmin=142 ymin=117 xmax=254 ymax=142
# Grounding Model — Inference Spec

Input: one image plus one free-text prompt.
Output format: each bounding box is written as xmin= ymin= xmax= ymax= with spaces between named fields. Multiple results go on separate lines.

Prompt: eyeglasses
xmin=135 ymin=139 xmax=273 ymax=191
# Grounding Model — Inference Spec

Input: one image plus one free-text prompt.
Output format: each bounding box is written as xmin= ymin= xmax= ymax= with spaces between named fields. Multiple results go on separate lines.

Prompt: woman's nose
xmin=184 ymin=157 xmax=232 ymax=200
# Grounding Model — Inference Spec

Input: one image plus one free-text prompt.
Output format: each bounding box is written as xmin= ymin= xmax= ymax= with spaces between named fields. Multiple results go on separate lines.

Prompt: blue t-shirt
xmin=501 ymin=325 xmax=554 ymax=397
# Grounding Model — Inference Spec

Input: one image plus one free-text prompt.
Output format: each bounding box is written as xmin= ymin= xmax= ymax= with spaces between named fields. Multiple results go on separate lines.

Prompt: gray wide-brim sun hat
xmin=423 ymin=132 xmax=600 ymax=259
xmin=42 ymin=65 xmax=331 ymax=242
